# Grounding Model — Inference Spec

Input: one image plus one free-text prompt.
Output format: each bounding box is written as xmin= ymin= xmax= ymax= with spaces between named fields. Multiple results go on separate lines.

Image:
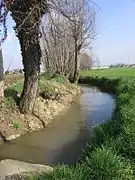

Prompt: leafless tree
xmin=80 ymin=53 xmax=92 ymax=70
xmin=0 ymin=0 xmax=95 ymax=113
xmin=41 ymin=13 xmax=75 ymax=77
xmin=3 ymin=0 xmax=77 ymax=113
xmin=0 ymin=45 xmax=4 ymax=103
xmin=42 ymin=0 xmax=95 ymax=83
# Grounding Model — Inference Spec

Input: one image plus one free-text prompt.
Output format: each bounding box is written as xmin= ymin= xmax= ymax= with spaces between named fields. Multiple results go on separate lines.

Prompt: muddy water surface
xmin=0 ymin=85 xmax=115 ymax=165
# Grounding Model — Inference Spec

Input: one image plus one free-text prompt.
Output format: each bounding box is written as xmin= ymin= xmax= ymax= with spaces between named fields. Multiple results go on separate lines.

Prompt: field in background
xmin=81 ymin=67 xmax=135 ymax=77
xmin=5 ymin=74 xmax=23 ymax=87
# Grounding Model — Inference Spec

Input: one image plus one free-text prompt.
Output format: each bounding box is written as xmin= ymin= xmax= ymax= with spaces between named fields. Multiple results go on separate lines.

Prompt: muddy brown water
xmin=0 ymin=85 xmax=115 ymax=165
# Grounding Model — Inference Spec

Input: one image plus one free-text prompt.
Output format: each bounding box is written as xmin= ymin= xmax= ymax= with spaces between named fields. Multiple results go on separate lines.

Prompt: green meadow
xmin=81 ymin=67 xmax=135 ymax=78
xmin=30 ymin=69 xmax=135 ymax=180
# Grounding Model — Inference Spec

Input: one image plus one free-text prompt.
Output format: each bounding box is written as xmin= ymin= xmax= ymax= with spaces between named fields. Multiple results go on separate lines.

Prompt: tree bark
xmin=9 ymin=1 xmax=43 ymax=114
xmin=0 ymin=81 xmax=4 ymax=104
xmin=0 ymin=46 xmax=4 ymax=104
xmin=19 ymin=34 xmax=41 ymax=113
xmin=72 ymin=40 xmax=80 ymax=84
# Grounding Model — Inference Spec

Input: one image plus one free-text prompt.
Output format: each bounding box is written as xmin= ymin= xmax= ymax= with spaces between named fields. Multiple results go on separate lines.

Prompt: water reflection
xmin=0 ymin=86 xmax=115 ymax=165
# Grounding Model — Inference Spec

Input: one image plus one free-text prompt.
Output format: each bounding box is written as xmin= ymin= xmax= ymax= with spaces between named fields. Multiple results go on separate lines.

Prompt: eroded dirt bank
xmin=0 ymin=74 xmax=80 ymax=143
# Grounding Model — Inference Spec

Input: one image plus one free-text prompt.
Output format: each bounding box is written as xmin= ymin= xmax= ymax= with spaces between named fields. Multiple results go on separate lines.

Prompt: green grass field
xmin=81 ymin=67 xmax=135 ymax=77
xmin=30 ymin=76 xmax=135 ymax=180
xmin=29 ymin=70 xmax=135 ymax=180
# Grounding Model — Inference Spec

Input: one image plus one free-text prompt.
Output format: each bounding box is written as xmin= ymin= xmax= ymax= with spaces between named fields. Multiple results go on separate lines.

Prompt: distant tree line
xmin=110 ymin=63 xmax=135 ymax=68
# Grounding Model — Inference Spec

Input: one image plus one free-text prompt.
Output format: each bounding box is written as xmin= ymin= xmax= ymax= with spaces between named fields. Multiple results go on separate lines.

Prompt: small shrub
xmin=10 ymin=82 xmax=23 ymax=95
xmin=51 ymin=74 xmax=68 ymax=84
xmin=12 ymin=120 xmax=21 ymax=130
xmin=5 ymin=96 xmax=17 ymax=108
xmin=39 ymin=80 xmax=56 ymax=98
xmin=4 ymin=89 xmax=19 ymax=108
xmin=41 ymin=72 xmax=68 ymax=84
xmin=4 ymin=88 xmax=18 ymax=98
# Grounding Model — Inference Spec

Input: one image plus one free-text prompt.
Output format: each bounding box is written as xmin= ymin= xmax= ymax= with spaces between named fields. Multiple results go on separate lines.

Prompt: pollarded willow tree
xmin=9 ymin=0 xmax=48 ymax=113
xmin=0 ymin=0 xmax=95 ymax=113
xmin=1 ymin=0 xmax=74 ymax=113
xmin=0 ymin=0 xmax=48 ymax=113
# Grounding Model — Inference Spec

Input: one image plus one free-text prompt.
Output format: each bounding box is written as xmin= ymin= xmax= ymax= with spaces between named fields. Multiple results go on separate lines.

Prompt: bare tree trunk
xmin=19 ymin=32 xmax=41 ymax=114
xmin=9 ymin=1 xmax=44 ymax=114
xmin=72 ymin=40 xmax=79 ymax=84
xmin=0 ymin=46 xmax=4 ymax=103
xmin=0 ymin=81 xmax=4 ymax=104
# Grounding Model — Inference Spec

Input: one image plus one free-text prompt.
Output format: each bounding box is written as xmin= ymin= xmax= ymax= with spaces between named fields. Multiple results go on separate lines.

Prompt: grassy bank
xmin=0 ymin=73 xmax=79 ymax=141
xmin=33 ymin=73 xmax=135 ymax=180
